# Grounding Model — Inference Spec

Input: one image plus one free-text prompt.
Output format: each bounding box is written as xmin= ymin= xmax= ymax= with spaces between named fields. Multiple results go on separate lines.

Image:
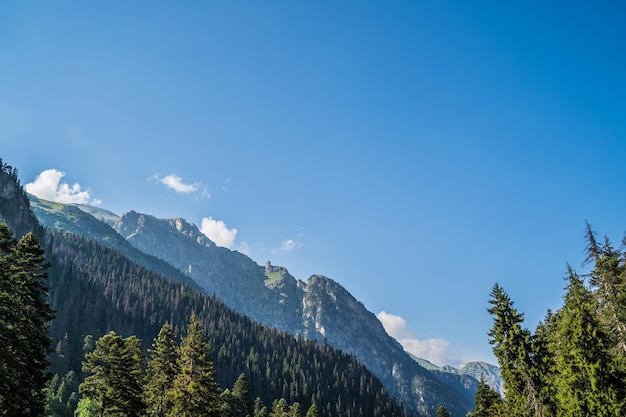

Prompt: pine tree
xmin=0 ymin=226 xmax=53 ymax=417
xmin=471 ymin=375 xmax=504 ymax=417
xmin=254 ymin=397 xmax=269 ymax=417
xmin=146 ymin=322 xmax=179 ymax=417
xmin=79 ymin=331 xmax=146 ymax=417
xmin=304 ymin=403 xmax=319 ymax=417
xmin=168 ymin=313 xmax=221 ymax=417
xmin=232 ymin=373 xmax=253 ymax=417
xmin=487 ymin=283 xmax=542 ymax=417
xmin=271 ymin=398 xmax=290 ymax=417
xmin=585 ymin=226 xmax=626 ymax=359
xmin=552 ymin=269 xmax=623 ymax=417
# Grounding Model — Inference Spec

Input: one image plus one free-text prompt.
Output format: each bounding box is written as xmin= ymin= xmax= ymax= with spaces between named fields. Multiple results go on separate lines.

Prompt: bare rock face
xmin=0 ymin=163 xmax=42 ymax=238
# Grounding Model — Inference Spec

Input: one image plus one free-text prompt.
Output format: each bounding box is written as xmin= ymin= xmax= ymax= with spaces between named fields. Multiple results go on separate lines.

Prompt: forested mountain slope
xmin=30 ymin=197 xmax=477 ymax=416
xmin=0 ymin=160 xmax=409 ymax=417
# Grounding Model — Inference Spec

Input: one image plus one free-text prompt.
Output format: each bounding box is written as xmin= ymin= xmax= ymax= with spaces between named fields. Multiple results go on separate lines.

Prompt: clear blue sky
xmin=2 ymin=1 xmax=625 ymax=367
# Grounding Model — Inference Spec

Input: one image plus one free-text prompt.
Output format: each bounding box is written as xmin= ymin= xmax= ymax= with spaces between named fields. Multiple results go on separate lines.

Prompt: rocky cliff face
xmin=0 ymin=162 xmax=43 ymax=238
xmin=108 ymin=211 xmax=476 ymax=416
xmin=29 ymin=200 xmax=479 ymax=416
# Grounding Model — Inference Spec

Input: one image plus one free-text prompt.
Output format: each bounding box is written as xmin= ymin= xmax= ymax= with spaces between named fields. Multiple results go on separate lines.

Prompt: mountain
xmin=409 ymin=354 xmax=503 ymax=396
xmin=0 ymin=161 xmax=409 ymax=417
xmin=441 ymin=362 xmax=503 ymax=396
xmin=30 ymin=199 xmax=479 ymax=416
xmin=29 ymin=196 xmax=200 ymax=290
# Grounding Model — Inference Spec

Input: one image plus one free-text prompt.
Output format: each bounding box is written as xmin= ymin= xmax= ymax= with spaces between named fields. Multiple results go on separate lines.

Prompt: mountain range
xmin=28 ymin=192 xmax=502 ymax=415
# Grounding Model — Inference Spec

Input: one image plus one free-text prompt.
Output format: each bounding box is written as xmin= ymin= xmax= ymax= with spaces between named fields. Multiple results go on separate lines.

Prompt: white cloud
xmin=154 ymin=174 xmax=209 ymax=197
xmin=281 ymin=239 xmax=301 ymax=252
xmin=25 ymin=169 xmax=102 ymax=205
xmin=270 ymin=236 xmax=303 ymax=254
xmin=377 ymin=311 xmax=453 ymax=367
xmin=200 ymin=217 xmax=238 ymax=249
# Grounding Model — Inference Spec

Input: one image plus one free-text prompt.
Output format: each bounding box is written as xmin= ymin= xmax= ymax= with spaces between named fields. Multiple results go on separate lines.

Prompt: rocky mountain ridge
xmin=30 ymin=196 xmax=497 ymax=416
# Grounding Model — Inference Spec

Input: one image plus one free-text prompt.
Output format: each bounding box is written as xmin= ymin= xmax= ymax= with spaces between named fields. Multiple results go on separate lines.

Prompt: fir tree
xmin=487 ymin=283 xmax=543 ymax=417
xmin=304 ymin=403 xmax=319 ymax=417
xmin=168 ymin=313 xmax=221 ymax=417
xmin=254 ymin=397 xmax=269 ymax=417
xmin=232 ymin=373 xmax=253 ymax=417
xmin=146 ymin=322 xmax=179 ymax=417
xmin=0 ymin=226 xmax=53 ymax=417
xmin=470 ymin=375 xmax=503 ymax=417
xmin=552 ymin=269 xmax=623 ymax=417
xmin=79 ymin=331 xmax=146 ymax=417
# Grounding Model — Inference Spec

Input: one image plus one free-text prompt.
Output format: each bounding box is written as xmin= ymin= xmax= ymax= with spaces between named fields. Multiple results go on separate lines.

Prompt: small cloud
xmin=200 ymin=217 xmax=237 ymax=249
xmin=25 ymin=169 xmax=102 ymax=205
xmin=222 ymin=178 xmax=232 ymax=192
xmin=271 ymin=236 xmax=303 ymax=254
xmin=281 ymin=239 xmax=299 ymax=251
xmin=377 ymin=311 xmax=453 ymax=367
xmin=153 ymin=173 xmax=209 ymax=197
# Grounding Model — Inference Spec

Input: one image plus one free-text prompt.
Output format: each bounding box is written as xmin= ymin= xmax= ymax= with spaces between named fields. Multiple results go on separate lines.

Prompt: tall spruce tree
xmin=168 ymin=313 xmax=221 ymax=417
xmin=146 ymin=322 xmax=179 ymax=417
xmin=552 ymin=268 xmax=623 ymax=417
xmin=232 ymin=373 xmax=253 ymax=417
xmin=470 ymin=375 xmax=504 ymax=417
xmin=585 ymin=224 xmax=626 ymax=360
xmin=79 ymin=331 xmax=146 ymax=417
xmin=0 ymin=225 xmax=53 ymax=417
xmin=487 ymin=283 xmax=543 ymax=417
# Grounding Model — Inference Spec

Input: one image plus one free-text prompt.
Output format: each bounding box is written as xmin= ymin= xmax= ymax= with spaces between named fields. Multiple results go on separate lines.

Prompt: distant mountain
xmin=408 ymin=352 xmax=502 ymax=400
xmin=441 ymin=362 xmax=503 ymax=396
xmin=27 ymin=199 xmax=486 ymax=416
xmin=29 ymin=197 xmax=200 ymax=291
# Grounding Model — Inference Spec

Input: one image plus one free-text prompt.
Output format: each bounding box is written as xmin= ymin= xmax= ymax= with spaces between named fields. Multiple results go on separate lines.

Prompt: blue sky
xmin=2 ymin=2 xmax=625 ymax=367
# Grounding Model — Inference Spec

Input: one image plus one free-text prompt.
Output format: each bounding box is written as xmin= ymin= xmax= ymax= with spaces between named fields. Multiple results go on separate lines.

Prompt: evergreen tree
xmin=304 ymin=403 xmax=319 ymax=417
xmin=532 ymin=312 xmax=557 ymax=417
xmin=44 ymin=371 xmax=78 ymax=417
xmin=487 ymin=283 xmax=543 ymax=417
xmin=219 ymin=389 xmax=238 ymax=417
xmin=289 ymin=402 xmax=303 ymax=417
xmin=470 ymin=375 xmax=504 ymax=417
xmin=146 ymin=322 xmax=179 ymax=417
xmin=168 ymin=313 xmax=221 ymax=417
xmin=254 ymin=397 xmax=269 ymax=417
xmin=232 ymin=373 xmax=253 ymax=417
xmin=79 ymin=331 xmax=146 ymax=417
xmin=585 ymin=225 xmax=626 ymax=361
xmin=271 ymin=398 xmax=290 ymax=417
xmin=552 ymin=269 xmax=623 ymax=417
xmin=0 ymin=226 xmax=53 ymax=417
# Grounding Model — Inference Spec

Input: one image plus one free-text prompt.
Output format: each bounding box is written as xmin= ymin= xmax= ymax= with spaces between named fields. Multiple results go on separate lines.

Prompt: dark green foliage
xmin=487 ymin=283 xmax=541 ymax=417
xmin=232 ymin=373 xmax=253 ymax=417
xmin=145 ymin=322 xmax=179 ymax=417
xmin=44 ymin=230 xmax=408 ymax=417
xmin=44 ymin=371 xmax=78 ymax=417
xmin=0 ymin=225 xmax=54 ymax=417
xmin=484 ymin=224 xmax=626 ymax=417
xmin=79 ymin=331 xmax=146 ymax=417
xmin=551 ymin=269 xmax=622 ymax=417
xmin=469 ymin=376 xmax=503 ymax=417
xmin=169 ymin=313 xmax=221 ymax=417
xmin=304 ymin=403 xmax=319 ymax=417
